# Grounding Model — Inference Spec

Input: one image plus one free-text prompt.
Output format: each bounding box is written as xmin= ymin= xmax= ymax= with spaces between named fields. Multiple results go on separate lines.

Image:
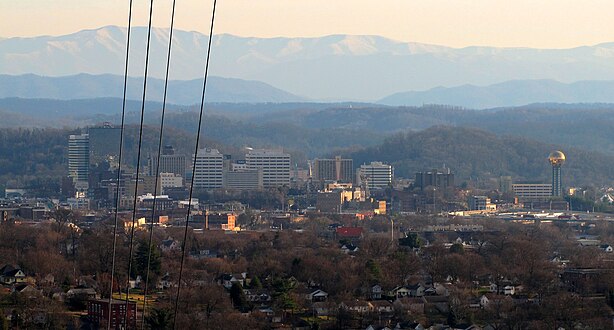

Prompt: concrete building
xmin=468 ymin=196 xmax=496 ymax=211
xmin=499 ymin=176 xmax=513 ymax=193
xmin=316 ymin=191 xmax=344 ymax=213
xmin=159 ymin=172 xmax=183 ymax=193
xmin=148 ymin=145 xmax=186 ymax=178
xmin=193 ymin=148 xmax=224 ymax=189
xmin=206 ymin=212 xmax=236 ymax=230
xmin=313 ymin=156 xmax=354 ymax=183
xmin=245 ymin=149 xmax=291 ymax=188
xmin=513 ymin=183 xmax=552 ymax=201
xmin=68 ymin=133 xmax=90 ymax=187
xmin=223 ymin=169 xmax=263 ymax=190
xmin=138 ymin=194 xmax=174 ymax=211
xmin=415 ymin=169 xmax=455 ymax=190
xmin=358 ymin=162 xmax=393 ymax=190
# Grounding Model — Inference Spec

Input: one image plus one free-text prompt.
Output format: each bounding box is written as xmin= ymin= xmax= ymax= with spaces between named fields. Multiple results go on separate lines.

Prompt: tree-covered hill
xmin=346 ymin=126 xmax=614 ymax=186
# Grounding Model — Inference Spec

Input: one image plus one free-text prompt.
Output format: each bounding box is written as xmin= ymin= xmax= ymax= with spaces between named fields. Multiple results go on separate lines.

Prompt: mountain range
xmin=378 ymin=80 xmax=614 ymax=109
xmin=0 ymin=73 xmax=304 ymax=104
xmin=6 ymin=26 xmax=614 ymax=100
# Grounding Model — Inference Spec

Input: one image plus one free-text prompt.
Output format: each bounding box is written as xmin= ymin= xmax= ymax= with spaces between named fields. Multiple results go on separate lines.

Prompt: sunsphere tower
xmin=548 ymin=150 xmax=566 ymax=197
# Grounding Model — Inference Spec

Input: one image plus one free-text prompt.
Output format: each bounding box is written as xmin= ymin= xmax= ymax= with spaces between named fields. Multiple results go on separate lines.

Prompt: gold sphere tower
xmin=548 ymin=150 xmax=565 ymax=197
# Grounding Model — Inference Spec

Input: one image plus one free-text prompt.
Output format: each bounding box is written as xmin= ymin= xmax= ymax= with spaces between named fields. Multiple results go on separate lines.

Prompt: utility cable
xmin=124 ymin=0 xmax=155 ymax=326
xmin=172 ymin=0 xmax=217 ymax=328
xmin=108 ymin=0 xmax=133 ymax=328
xmin=141 ymin=0 xmax=177 ymax=328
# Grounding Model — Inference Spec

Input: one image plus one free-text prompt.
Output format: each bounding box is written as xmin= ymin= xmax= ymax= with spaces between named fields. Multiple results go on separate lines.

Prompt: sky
xmin=2 ymin=0 xmax=614 ymax=48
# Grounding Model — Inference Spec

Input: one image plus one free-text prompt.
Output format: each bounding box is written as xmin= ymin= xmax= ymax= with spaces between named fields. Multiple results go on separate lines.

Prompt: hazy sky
xmin=3 ymin=0 xmax=614 ymax=48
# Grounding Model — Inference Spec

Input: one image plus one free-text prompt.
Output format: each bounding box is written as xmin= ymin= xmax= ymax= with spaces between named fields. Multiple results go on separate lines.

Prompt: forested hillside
xmin=346 ymin=126 xmax=614 ymax=186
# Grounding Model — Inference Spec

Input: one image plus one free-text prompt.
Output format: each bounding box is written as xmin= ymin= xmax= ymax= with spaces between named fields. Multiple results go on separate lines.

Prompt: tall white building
xmin=192 ymin=148 xmax=223 ymax=189
xmin=245 ymin=149 xmax=291 ymax=188
xmin=68 ymin=134 xmax=90 ymax=186
xmin=358 ymin=161 xmax=393 ymax=190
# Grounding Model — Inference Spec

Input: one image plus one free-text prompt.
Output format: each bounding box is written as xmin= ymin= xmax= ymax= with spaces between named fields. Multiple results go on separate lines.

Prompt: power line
xmin=108 ymin=0 xmax=133 ymax=328
xmin=141 ymin=0 xmax=177 ymax=327
xmin=172 ymin=0 xmax=218 ymax=328
xmin=124 ymin=0 xmax=156 ymax=326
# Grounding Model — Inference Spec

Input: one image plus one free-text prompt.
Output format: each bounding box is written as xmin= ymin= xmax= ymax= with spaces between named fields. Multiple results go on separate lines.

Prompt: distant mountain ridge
xmin=379 ymin=80 xmax=614 ymax=108
xmin=0 ymin=73 xmax=305 ymax=104
xmin=6 ymin=26 xmax=614 ymax=100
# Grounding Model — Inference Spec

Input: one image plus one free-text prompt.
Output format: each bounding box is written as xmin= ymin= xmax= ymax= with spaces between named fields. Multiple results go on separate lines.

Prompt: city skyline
xmin=3 ymin=0 xmax=614 ymax=48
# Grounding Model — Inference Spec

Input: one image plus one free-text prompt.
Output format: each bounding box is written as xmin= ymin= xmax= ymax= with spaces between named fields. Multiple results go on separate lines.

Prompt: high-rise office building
xmin=548 ymin=150 xmax=565 ymax=197
xmin=192 ymin=148 xmax=224 ymax=189
xmin=415 ymin=169 xmax=455 ymax=190
xmin=68 ymin=134 xmax=90 ymax=186
xmin=88 ymin=124 xmax=121 ymax=167
xmin=499 ymin=176 xmax=513 ymax=193
xmin=358 ymin=162 xmax=393 ymax=190
xmin=313 ymin=156 xmax=354 ymax=183
xmin=245 ymin=149 xmax=291 ymax=188
xmin=148 ymin=145 xmax=186 ymax=178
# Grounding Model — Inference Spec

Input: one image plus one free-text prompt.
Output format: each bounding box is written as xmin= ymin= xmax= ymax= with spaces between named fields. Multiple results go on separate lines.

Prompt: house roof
xmin=14 ymin=284 xmax=37 ymax=294
xmin=406 ymin=283 xmax=424 ymax=290
xmin=336 ymin=227 xmax=363 ymax=238
xmin=310 ymin=289 xmax=328 ymax=296
xmin=370 ymin=300 xmax=392 ymax=307
xmin=342 ymin=300 xmax=370 ymax=308
xmin=395 ymin=297 xmax=424 ymax=305
xmin=3 ymin=269 xmax=24 ymax=277
xmin=423 ymin=296 xmax=448 ymax=303
xmin=0 ymin=265 xmax=22 ymax=277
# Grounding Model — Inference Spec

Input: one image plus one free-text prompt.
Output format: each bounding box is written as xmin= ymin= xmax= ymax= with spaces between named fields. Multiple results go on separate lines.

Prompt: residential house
xmin=390 ymin=286 xmax=411 ymax=298
xmin=256 ymin=306 xmax=274 ymax=316
xmin=407 ymin=283 xmax=425 ymax=297
xmin=370 ymin=300 xmax=394 ymax=313
xmin=393 ymin=297 xmax=425 ymax=315
xmin=312 ymin=301 xmax=335 ymax=317
xmin=600 ymin=244 xmax=613 ymax=253
xmin=489 ymin=281 xmax=516 ymax=295
xmin=306 ymin=289 xmax=328 ymax=302
xmin=219 ymin=273 xmax=248 ymax=289
xmin=503 ymin=285 xmax=516 ymax=295
xmin=341 ymin=244 xmax=359 ymax=254
xmin=371 ymin=285 xmax=383 ymax=300
xmin=0 ymin=265 xmax=26 ymax=285
xmin=244 ymin=289 xmax=272 ymax=303
xmin=189 ymin=249 xmax=219 ymax=259
xmin=157 ymin=273 xmax=173 ymax=290
xmin=340 ymin=300 xmax=372 ymax=313
xmin=159 ymin=238 xmax=181 ymax=252
xmin=423 ymin=296 xmax=449 ymax=313
xmin=67 ymin=288 xmax=98 ymax=300
xmin=480 ymin=294 xmax=513 ymax=310
xmin=13 ymin=284 xmax=40 ymax=296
